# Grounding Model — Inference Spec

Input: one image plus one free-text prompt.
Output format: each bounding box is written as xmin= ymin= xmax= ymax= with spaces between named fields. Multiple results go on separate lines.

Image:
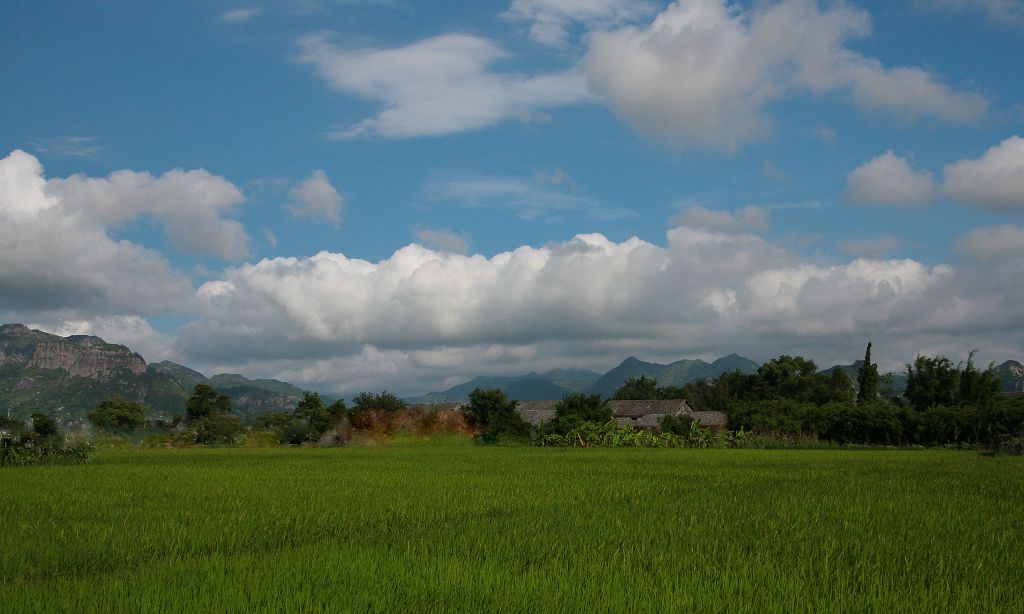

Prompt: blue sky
xmin=2 ymin=0 xmax=1023 ymax=395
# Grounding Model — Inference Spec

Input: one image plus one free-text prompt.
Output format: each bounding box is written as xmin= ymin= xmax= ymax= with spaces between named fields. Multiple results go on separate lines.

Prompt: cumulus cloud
xmin=0 ymin=150 xmax=193 ymax=316
xmin=46 ymin=166 xmax=250 ymax=260
xmin=220 ymin=7 xmax=263 ymax=23
xmin=840 ymin=235 xmax=903 ymax=258
xmin=955 ymin=224 xmax=1024 ymax=260
xmin=297 ymin=33 xmax=592 ymax=138
xmin=844 ymin=151 xmax=937 ymax=206
xmin=585 ymin=0 xmax=988 ymax=150
xmin=503 ymin=0 xmax=655 ymax=48
xmin=943 ymin=135 xmax=1024 ymax=211
xmin=669 ymin=205 xmax=769 ymax=233
xmin=413 ymin=228 xmax=471 ymax=254
xmin=165 ymin=224 xmax=1024 ymax=396
xmin=288 ymin=170 xmax=343 ymax=225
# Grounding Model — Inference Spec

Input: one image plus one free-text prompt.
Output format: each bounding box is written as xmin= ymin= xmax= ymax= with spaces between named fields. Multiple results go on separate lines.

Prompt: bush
xmin=463 ymin=388 xmax=530 ymax=443
xmin=1 ymin=434 xmax=95 ymax=467
xmin=189 ymin=414 xmax=244 ymax=445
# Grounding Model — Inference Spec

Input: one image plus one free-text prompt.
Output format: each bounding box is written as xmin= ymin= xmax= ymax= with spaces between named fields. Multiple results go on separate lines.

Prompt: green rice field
xmin=2 ymin=443 xmax=1022 ymax=612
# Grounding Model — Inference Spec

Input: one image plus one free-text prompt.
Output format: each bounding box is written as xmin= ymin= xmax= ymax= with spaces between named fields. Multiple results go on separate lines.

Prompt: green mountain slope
xmin=0 ymin=324 xmax=309 ymax=424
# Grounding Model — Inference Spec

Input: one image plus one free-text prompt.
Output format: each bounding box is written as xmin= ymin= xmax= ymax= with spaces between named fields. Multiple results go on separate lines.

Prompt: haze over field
xmin=2 ymin=0 xmax=1023 ymax=397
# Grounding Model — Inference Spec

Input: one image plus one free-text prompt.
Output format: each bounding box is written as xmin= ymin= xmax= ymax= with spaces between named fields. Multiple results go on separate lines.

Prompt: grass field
xmin=2 ymin=442 xmax=1022 ymax=612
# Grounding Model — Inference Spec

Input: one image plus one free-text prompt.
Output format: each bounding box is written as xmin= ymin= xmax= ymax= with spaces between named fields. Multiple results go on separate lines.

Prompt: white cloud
xmin=917 ymin=0 xmax=1024 ymax=25
xmin=288 ymin=170 xmax=343 ymax=225
xmin=956 ymin=224 xmax=1024 ymax=260
xmin=297 ymin=33 xmax=592 ymax=138
xmin=943 ymin=136 xmax=1024 ymax=211
xmin=46 ymin=166 xmax=250 ymax=260
xmin=844 ymin=151 xmax=937 ymax=206
xmin=413 ymin=228 xmax=471 ymax=254
xmin=220 ymin=7 xmax=263 ymax=23
xmin=585 ymin=0 xmax=988 ymax=150
xmin=167 ymin=225 xmax=1024 ymax=396
xmin=0 ymin=150 xmax=193 ymax=317
xmin=669 ymin=205 xmax=769 ymax=233
xmin=840 ymin=235 xmax=903 ymax=258
xmin=503 ymin=0 xmax=655 ymax=48
xmin=424 ymin=172 xmax=628 ymax=220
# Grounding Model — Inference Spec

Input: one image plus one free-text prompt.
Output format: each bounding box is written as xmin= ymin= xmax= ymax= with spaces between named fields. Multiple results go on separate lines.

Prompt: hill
xmin=0 ymin=323 xmax=309 ymax=424
xmin=587 ymin=353 xmax=760 ymax=398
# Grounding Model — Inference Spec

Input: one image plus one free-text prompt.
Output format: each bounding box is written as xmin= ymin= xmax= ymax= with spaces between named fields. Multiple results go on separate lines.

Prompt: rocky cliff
xmin=0 ymin=325 xmax=148 ymax=380
xmin=0 ymin=323 xmax=309 ymax=423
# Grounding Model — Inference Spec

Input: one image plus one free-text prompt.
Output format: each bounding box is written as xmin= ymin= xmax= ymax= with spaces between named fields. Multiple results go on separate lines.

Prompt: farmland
xmin=2 ymin=444 xmax=1022 ymax=612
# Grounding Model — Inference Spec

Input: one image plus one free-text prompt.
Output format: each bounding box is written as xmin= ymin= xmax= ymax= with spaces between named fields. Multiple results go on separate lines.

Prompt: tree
xmin=857 ymin=342 xmax=879 ymax=404
xmin=545 ymin=393 xmax=612 ymax=434
xmin=294 ymin=392 xmax=347 ymax=437
xmin=88 ymin=396 xmax=148 ymax=433
xmin=959 ymin=351 xmax=1000 ymax=405
xmin=31 ymin=412 xmax=60 ymax=439
xmin=351 ymin=391 xmax=405 ymax=414
xmin=191 ymin=414 xmax=243 ymax=445
xmin=463 ymin=388 xmax=529 ymax=441
xmin=613 ymin=375 xmax=660 ymax=400
xmin=829 ymin=368 xmax=855 ymax=403
xmin=905 ymin=355 xmax=959 ymax=411
xmin=186 ymin=384 xmax=231 ymax=420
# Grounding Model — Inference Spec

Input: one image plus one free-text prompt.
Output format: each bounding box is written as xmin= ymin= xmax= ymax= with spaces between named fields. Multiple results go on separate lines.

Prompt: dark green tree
xmin=613 ymin=375 xmax=660 ymax=400
xmin=905 ymin=355 xmax=959 ymax=411
xmin=545 ymin=393 xmax=612 ymax=434
xmin=959 ymin=352 xmax=1000 ymax=405
xmin=88 ymin=396 xmax=148 ymax=433
xmin=186 ymin=384 xmax=231 ymax=420
xmin=829 ymin=368 xmax=855 ymax=403
xmin=857 ymin=342 xmax=879 ymax=404
xmin=191 ymin=414 xmax=243 ymax=445
xmin=351 ymin=391 xmax=406 ymax=414
xmin=463 ymin=388 xmax=529 ymax=441
xmin=31 ymin=413 xmax=60 ymax=439
xmin=294 ymin=392 xmax=347 ymax=437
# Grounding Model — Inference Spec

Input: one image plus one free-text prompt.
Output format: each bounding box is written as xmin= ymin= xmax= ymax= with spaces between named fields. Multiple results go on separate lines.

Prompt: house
xmin=514 ymin=399 xmax=727 ymax=431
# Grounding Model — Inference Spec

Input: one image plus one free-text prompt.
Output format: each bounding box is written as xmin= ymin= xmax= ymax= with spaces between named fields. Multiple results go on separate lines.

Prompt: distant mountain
xmin=0 ymin=323 xmax=310 ymax=424
xmin=406 ymin=368 xmax=601 ymax=404
xmin=587 ymin=353 xmax=760 ymax=398
xmin=993 ymin=360 xmax=1024 ymax=393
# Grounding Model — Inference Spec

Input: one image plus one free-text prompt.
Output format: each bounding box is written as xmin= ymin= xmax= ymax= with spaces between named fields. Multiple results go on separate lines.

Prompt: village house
xmin=515 ymin=399 xmax=728 ymax=432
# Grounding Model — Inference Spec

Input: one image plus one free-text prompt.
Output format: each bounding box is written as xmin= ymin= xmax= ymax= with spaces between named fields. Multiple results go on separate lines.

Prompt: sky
xmin=2 ymin=0 xmax=1023 ymax=396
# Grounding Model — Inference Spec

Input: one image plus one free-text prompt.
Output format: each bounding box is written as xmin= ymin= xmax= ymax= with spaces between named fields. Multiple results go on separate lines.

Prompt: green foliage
xmin=186 ymin=384 xmax=232 ymax=420
xmin=189 ymin=414 xmax=244 ymax=445
xmin=613 ymin=375 xmax=660 ymax=400
xmin=533 ymin=420 xmax=738 ymax=448
xmin=857 ymin=342 xmax=879 ymax=403
xmin=294 ymin=392 xmax=347 ymax=436
xmin=905 ymin=355 xmax=960 ymax=410
xmin=829 ymin=368 xmax=855 ymax=404
xmin=351 ymin=391 xmax=405 ymax=414
xmin=463 ymin=388 xmax=529 ymax=442
xmin=659 ymin=413 xmax=696 ymax=435
xmin=88 ymin=396 xmax=148 ymax=433
xmin=959 ymin=352 xmax=1000 ymax=405
xmin=543 ymin=393 xmax=612 ymax=435
xmin=30 ymin=412 xmax=60 ymax=439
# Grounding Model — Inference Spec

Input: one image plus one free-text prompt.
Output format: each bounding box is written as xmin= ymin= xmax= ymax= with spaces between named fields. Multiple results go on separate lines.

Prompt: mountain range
xmin=3 ymin=322 xmax=1023 ymax=424
xmin=407 ymin=354 xmax=762 ymax=403
xmin=0 ymin=323 xmax=309 ymax=425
